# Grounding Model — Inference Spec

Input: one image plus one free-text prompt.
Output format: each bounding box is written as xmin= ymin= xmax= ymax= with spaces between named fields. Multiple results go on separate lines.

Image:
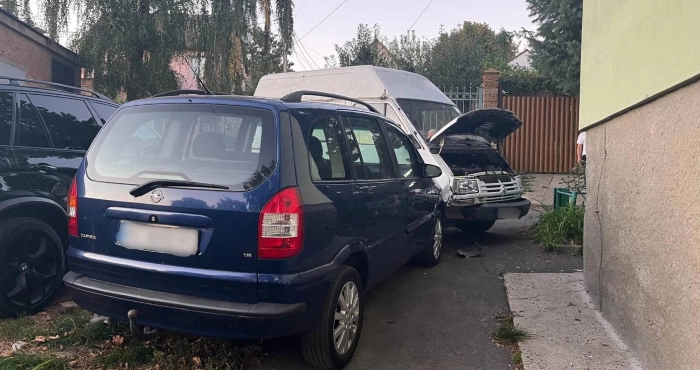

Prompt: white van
xmin=255 ymin=66 xmax=529 ymax=233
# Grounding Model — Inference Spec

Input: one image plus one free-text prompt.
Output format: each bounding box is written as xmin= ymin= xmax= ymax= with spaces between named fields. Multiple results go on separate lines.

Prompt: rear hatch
xmin=72 ymin=102 xmax=279 ymax=302
xmin=429 ymin=108 xmax=522 ymax=144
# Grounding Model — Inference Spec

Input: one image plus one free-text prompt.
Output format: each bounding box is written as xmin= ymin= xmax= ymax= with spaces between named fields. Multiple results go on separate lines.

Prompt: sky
xmin=34 ymin=0 xmax=537 ymax=72
xmin=290 ymin=0 xmax=536 ymax=70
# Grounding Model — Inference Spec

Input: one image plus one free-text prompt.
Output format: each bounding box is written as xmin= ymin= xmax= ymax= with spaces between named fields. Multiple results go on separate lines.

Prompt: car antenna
xmin=187 ymin=57 xmax=213 ymax=95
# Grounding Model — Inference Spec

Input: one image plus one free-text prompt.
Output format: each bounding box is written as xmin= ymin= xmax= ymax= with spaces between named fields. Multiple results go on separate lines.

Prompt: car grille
xmin=479 ymin=179 xmax=521 ymax=203
xmin=478 ymin=174 xmax=512 ymax=184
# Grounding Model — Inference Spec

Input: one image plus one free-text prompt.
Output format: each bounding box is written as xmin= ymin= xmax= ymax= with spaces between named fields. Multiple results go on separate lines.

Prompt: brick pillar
xmin=482 ymin=68 xmax=500 ymax=108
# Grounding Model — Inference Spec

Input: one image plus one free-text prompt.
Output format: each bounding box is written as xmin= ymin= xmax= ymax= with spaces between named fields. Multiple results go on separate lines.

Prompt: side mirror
xmin=422 ymin=164 xmax=442 ymax=178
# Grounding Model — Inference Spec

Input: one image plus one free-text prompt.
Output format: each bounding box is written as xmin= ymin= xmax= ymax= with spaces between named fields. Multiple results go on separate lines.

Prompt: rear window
xmin=92 ymin=102 xmax=118 ymax=123
xmin=86 ymin=104 xmax=277 ymax=191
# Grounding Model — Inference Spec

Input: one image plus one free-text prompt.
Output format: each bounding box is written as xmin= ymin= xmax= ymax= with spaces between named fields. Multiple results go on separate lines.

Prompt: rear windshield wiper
xmin=129 ymin=180 xmax=229 ymax=197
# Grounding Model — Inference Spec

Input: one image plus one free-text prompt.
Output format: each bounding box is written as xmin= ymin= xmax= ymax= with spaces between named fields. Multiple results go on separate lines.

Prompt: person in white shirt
xmin=576 ymin=131 xmax=586 ymax=162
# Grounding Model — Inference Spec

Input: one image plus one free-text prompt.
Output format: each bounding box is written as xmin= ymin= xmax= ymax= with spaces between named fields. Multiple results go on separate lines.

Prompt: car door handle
xmin=37 ymin=163 xmax=58 ymax=170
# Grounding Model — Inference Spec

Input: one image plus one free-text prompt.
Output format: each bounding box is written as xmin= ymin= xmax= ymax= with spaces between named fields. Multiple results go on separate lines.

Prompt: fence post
xmin=482 ymin=69 xmax=500 ymax=108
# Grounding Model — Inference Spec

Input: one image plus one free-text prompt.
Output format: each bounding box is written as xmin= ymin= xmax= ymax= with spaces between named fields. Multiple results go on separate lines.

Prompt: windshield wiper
xmin=129 ymin=180 xmax=229 ymax=197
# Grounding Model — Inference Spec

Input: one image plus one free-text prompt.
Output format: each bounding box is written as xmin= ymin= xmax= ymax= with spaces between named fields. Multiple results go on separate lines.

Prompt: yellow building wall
xmin=580 ymin=0 xmax=700 ymax=129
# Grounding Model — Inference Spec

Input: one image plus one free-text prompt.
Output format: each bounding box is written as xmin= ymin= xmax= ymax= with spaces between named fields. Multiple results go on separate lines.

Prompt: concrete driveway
xmin=257 ymin=211 xmax=583 ymax=370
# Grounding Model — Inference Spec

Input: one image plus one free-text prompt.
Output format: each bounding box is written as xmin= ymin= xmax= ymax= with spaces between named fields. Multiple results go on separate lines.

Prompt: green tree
xmin=424 ymin=22 xmax=516 ymax=88
xmin=330 ymin=22 xmax=517 ymax=89
xmin=330 ymin=24 xmax=392 ymax=68
xmin=67 ymin=0 xmax=191 ymax=100
xmin=1 ymin=0 xmax=35 ymax=25
xmin=244 ymin=27 xmax=292 ymax=94
xmin=499 ymin=65 xmax=563 ymax=95
xmin=42 ymin=0 xmax=293 ymax=100
xmin=386 ymin=30 xmax=433 ymax=73
xmin=195 ymin=0 xmax=293 ymax=94
xmin=526 ymin=0 xmax=583 ymax=96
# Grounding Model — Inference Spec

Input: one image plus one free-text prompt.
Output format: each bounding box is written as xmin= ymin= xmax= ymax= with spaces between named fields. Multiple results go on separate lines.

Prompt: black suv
xmin=0 ymin=76 xmax=119 ymax=317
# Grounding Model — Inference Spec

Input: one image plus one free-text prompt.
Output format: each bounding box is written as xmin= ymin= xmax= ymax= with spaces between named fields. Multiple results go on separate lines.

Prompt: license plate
xmin=497 ymin=208 xmax=522 ymax=219
xmin=116 ymin=221 xmax=198 ymax=257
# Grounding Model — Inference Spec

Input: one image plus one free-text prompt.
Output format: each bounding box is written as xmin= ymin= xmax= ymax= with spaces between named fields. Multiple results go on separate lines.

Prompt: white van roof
xmin=255 ymin=66 xmax=455 ymax=106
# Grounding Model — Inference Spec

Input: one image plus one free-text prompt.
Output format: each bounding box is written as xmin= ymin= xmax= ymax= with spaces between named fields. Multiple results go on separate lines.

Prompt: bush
xmin=561 ymin=161 xmax=586 ymax=196
xmin=531 ymin=205 xmax=584 ymax=251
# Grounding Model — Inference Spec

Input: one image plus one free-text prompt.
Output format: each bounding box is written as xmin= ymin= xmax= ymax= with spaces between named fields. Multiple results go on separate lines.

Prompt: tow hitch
xmin=127 ymin=309 xmax=160 ymax=340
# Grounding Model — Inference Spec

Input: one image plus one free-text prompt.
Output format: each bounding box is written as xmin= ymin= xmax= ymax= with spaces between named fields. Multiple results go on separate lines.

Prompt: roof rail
xmin=0 ymin=76 xmax=111 ymax=100
xmin=151 ymin=89 xmax=224 ymax=98
xmin=280 ymin=91 xmax=380 ymax=114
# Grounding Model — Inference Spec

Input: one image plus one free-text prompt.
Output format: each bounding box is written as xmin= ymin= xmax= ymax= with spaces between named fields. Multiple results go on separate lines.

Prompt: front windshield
xmin=397 ymin=99 xmax=461 ymax=138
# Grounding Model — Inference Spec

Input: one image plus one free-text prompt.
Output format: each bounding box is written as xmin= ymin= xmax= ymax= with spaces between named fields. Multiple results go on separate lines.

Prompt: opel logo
xmin=150 ymin=190 xmax=164 ymax=203
xmin=501 ymin=185 xmax=507 ymax=195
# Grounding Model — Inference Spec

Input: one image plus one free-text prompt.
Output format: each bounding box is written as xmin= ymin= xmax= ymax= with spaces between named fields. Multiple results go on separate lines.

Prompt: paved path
xmin=256 ymin=214 xmax=583 ymax=370
xmin=505 ymin=273 xmax=642 ymax=370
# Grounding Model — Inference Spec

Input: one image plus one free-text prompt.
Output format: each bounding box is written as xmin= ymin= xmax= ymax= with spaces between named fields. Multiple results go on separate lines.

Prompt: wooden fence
xmin=501 ymin=96 xmax=579 ymax=173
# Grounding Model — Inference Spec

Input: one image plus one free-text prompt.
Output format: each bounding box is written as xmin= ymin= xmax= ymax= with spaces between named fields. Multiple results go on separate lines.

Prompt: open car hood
xmin=429 ymin=108 xmax=522 ymax=143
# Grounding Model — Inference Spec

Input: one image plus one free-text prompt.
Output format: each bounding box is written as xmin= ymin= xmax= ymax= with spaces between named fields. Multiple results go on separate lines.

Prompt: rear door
xmin=299 ymin=112 xmax=363 ymax=268
xmin=13 ymin=93 xmax=96 ymax=208
xmin=76 ymin=103 xmax=278 ymax=300
xmin=0 ymin=91 xmax=33 ymax=203
xmin=340 ymin=113 xmax=407 ymax=284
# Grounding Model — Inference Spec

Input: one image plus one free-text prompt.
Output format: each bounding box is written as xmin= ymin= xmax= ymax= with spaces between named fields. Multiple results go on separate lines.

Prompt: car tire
xmin=301 ymin=266 xmax=364 ymax=370
xmin=413 ymin=216 xmax=443 ymax=267
xmin=455 ymin=219 xmax=496 ymax=234
xmin=0 ymin=217 xmax=65 ymax=318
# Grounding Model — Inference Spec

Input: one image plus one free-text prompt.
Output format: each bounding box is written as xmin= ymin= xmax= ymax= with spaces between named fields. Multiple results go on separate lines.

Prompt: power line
xmin=294 ymin=38 xmax=314 ymax=69
xmin=408 ymin=0 xmax=433 ymax=31
xmin=291 ymin=41 xmax=312 ymax=71
xmin=294 ymin=0 xmax=309 ymax=15
xmin=300 ymin=40 xmax=325 ymax=58
xmin=294 ymin=32 xmax=321 ymax=69
xmin=293 ymin=37 xmax=318 ymax=70
xmin=299 ymin=0 xmax=348 ymax=40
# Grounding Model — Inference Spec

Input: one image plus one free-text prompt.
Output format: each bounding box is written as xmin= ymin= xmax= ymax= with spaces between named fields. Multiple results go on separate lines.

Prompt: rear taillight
xmin=258 ymin=187 xmax=303 ymax=259
xmin=68 ymin=178 xmax=78 ymax=237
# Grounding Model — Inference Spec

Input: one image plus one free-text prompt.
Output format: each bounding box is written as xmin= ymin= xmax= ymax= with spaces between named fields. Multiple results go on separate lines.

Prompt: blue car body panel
xmin=64 ymin=95 xmax=440 ymax=340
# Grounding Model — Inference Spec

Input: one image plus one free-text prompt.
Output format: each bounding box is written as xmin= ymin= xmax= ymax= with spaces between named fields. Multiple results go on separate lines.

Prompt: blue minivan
xmin=63 ymin=91 xmax=444 ymax=369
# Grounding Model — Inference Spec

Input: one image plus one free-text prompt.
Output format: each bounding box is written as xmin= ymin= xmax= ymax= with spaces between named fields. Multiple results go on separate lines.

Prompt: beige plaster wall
xmin=584 ymin=79 xmax=700 ymax=369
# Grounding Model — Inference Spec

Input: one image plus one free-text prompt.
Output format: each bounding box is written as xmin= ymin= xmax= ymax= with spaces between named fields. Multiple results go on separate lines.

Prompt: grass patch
xmin=0 ymin=306 xmax=263 ymax=370
xmin=0 ymin=316 xmax=40 ymax=342
xmin=151 ymin=336 xmax=261 ymax=370
xmin=492 ymin=313 xmax=531 ymax=346
xmin=0 ymin=308 xmax=95 ymax=347
xmin=512 ymin=351 xmax=522 ymax=365
xmin=531 ymin=205 xmax=584 ymax=252
xmin=0 ymin=353 xmax=70 ymax=370
xmin=518 ymin=172 xmax=536 ymax=193
xmin=97 ymin=341 xmax=154 ymax=368
xmin=90 ymin=336 xmax=261 ymax=370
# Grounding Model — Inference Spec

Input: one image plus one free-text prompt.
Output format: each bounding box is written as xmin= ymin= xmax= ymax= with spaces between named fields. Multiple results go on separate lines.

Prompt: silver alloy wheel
xmin=433 ymin=218 xmax=443 ymax=259
xmin=334 ymin=281 xmax=360 ymax=355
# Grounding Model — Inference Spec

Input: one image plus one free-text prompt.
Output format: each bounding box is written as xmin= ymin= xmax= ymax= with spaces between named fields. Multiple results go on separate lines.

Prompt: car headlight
xmin=453 ymin=179 xmax=479 ymax=194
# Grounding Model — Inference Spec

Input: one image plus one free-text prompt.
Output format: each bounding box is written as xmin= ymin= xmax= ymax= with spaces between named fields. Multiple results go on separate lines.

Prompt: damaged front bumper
xmin=445 ymin=198 xmax=531 ymax=221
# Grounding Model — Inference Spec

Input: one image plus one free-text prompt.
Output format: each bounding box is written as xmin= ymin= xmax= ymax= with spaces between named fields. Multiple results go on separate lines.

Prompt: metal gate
xmin=501 ymin=96 xmax=580 ymax=173
xmin=442 ymin=86 xmax=483 ymax=113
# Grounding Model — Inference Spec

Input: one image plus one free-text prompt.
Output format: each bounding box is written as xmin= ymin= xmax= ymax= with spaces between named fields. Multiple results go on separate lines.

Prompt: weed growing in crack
xmin=492 ymin=313 xmax=531 ymax=346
